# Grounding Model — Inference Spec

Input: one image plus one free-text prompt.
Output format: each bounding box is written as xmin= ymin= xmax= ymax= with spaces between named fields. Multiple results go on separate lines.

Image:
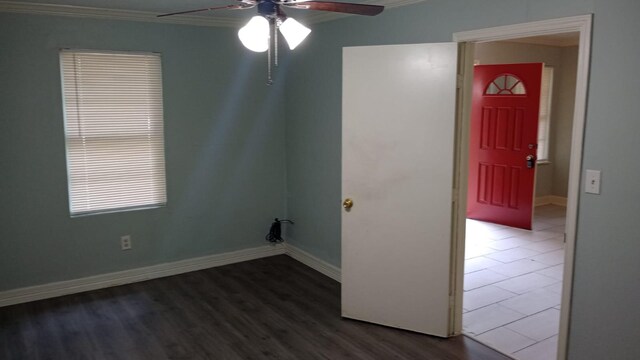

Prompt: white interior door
xmin=342 ymin=43 xmax=458 ymax=337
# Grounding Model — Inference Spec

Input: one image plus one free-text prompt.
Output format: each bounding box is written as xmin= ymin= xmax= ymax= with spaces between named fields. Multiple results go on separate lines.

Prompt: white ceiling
xmin=0 ymin=0 xmax=425 ymax=26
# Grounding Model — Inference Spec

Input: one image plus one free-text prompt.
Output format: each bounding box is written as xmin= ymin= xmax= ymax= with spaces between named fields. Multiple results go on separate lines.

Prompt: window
xmin=60 ymin=50 xmax=167 ymax=216
xmin=484 ymin=74 xmax=526 ymax=95
xmin=537 ymin=66 xmax=554 ymax=162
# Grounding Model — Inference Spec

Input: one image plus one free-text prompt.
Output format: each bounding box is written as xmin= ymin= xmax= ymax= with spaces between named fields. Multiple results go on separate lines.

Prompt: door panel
xmin=342 ymin=43 xmax=458 ymax=337
xmin=467 ymin=63 xmax=543 ymax=230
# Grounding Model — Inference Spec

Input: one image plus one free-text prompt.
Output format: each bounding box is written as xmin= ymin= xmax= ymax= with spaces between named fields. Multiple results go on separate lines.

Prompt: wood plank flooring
xmin=0 ymin=255 xmax=509 ymax=359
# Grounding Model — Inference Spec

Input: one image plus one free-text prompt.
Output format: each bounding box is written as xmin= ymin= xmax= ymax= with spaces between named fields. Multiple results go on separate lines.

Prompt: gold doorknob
xmin=343 ymin=198 xmax=354 ymax=210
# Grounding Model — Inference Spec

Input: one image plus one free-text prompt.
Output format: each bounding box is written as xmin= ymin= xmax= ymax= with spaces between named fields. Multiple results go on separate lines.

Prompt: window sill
xmin=70 ymin=203 xmax=166 ymax=218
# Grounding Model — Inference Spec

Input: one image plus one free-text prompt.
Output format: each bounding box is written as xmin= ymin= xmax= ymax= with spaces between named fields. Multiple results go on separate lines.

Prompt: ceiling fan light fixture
xmin=279 ymin=17 xmax=311 ymax=50
xmin=238 ymin=16 xmax=270 ymax=52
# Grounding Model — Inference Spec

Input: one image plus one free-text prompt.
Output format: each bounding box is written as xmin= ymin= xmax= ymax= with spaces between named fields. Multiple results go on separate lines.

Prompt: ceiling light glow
xmin=279 ymin=18 xmax=312 ymax=50
xmin=238 ymin=16 xmax=270 ymax=52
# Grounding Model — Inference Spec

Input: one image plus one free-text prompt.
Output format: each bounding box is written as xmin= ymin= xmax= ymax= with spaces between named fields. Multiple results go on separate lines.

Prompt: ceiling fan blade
xmin=281 ymin=1 xmax=384 ymax=16
xmin=157 ymin=4 xmax=253 ymax=18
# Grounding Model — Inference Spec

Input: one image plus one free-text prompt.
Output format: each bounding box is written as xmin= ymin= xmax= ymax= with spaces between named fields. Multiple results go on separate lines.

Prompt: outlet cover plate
xmin=585 ymin=169 xmax=601 ymax=194
xmin=120 ymin=235 xmax=132 ymax=250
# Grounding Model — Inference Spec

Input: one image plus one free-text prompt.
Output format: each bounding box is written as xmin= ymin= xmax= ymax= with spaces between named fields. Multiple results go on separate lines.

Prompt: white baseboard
xmin=0 ymin=242 xmax=344 ymax=308
xmin=535 ymin=195 xmax=567 ymax=207
xmin=285 ymin=243 xmax=342 ymax=283
xmin=0 ymin=244 xmax=285 ymax=308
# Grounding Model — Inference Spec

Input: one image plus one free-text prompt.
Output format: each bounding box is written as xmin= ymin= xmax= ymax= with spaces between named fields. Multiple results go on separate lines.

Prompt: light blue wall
xmin=2 ymin=1 xmax=640 ymax=358
xmin=285 ymin=0 xmax=640 ymax=359
xmin=0 ymin=13 xmax=287 ymax=291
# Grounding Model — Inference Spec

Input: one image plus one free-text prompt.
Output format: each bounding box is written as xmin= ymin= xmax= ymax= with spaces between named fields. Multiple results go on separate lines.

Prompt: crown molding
xmin=0 ymin=1 xmax=239 ymax=27
xmin=0 ymin=0 xmax=425 ymax=26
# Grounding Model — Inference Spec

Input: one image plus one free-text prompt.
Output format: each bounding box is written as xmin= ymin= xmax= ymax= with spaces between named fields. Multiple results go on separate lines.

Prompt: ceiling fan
xmin=158 ymin=1 xmax=385 ymax=84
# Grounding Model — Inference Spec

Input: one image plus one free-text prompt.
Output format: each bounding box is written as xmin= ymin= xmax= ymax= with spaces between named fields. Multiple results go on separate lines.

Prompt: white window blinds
xmin=60 ymin=50 xmax=167 ymax=216
xmin=537 ymin=66 xmax=554 ymax=161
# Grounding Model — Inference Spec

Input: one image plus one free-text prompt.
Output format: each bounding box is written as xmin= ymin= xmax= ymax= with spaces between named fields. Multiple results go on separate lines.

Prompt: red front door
xmin=467 ymin=63 xmax=543 ymax=230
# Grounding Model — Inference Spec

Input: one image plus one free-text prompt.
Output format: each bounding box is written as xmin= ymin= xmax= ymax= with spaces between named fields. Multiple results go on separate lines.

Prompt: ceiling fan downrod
xmin=262 ymin=1 xmax=281 ymax=86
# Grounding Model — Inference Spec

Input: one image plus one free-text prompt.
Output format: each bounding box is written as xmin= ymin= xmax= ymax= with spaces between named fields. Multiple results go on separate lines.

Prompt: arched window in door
xmin=485 ymin=74 xmax=526 ymax=95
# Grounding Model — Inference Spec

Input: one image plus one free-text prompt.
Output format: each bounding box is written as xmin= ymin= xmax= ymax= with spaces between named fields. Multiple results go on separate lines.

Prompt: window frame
xmin=60 ymin=49 xmax=167 ymax=217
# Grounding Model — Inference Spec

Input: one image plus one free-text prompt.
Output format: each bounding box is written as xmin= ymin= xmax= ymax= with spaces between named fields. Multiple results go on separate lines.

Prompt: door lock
xmin=526 ymin=155 xmax=535 ymax=169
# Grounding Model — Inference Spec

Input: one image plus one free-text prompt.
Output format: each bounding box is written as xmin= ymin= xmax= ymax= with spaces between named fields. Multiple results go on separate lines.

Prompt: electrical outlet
xmin=120 ymin=235 xmax=132 ymax=250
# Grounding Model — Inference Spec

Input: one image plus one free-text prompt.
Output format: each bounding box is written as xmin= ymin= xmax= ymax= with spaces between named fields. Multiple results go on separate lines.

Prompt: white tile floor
xmin=463 ymin=205 xmax=566 ymax=360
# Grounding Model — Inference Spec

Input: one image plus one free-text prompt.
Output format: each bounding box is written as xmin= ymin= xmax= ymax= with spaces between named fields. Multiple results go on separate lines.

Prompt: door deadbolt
xmin=343 ymin=198 xmax=354 ymax=210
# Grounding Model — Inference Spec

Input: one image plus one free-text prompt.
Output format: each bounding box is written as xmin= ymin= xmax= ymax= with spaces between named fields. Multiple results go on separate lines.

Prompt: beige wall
xmin=553 ymin=46 xmax=578 ymax=196
xmin=474 ymin=41 xmax=578 ymax=198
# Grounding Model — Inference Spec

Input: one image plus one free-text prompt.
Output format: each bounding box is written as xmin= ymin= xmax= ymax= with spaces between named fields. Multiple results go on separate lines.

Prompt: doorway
xmin=452 ymin=15 xmax=592 ymax=360
xmin=339 ymin=14 xmax=591 ymax=360
xmin=463 ymin=38 xmax=578 ymax=359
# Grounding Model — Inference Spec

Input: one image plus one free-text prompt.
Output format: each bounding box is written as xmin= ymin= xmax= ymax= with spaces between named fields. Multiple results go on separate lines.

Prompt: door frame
xmin=450 ymin=15 xmax=592 ymax=360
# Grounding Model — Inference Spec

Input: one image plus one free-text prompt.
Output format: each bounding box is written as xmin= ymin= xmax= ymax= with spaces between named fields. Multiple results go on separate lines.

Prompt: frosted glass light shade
xmin=238 ymin=16 xmax=270 ymax=52
xmin=279 ymin=18 xmax=311 ymax=50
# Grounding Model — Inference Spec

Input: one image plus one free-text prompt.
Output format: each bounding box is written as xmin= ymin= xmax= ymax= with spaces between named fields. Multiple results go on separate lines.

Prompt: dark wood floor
xmin=0 ymin=255 xmax=509 ymax=359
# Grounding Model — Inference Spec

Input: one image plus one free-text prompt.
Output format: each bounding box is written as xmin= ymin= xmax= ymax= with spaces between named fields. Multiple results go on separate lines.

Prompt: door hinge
xmin=456 ymin=75 xmax=464 ymax=89
xmin=452 ymin=188 xmax=458 ymax=203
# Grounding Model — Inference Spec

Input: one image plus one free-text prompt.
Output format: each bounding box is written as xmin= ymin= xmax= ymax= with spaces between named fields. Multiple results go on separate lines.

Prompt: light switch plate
xmin=585 ymin=169 xmax=601 ymax=194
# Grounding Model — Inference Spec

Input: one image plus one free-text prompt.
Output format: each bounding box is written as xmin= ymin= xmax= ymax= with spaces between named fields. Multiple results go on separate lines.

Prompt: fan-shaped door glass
xmin=485 ymin=74 xmax=526 ymax=95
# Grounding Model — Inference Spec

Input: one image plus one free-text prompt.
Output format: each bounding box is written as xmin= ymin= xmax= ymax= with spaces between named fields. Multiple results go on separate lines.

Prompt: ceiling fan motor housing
xmin=258 ymin=1 xmax=282 ymax=19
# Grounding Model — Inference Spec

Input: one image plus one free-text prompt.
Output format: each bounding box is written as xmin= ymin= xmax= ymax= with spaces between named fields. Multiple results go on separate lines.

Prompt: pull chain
xmin=267 ymin=20 xmax=273 ymax=86
xmin=274 ymin=20 xmax=279 ymax=67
